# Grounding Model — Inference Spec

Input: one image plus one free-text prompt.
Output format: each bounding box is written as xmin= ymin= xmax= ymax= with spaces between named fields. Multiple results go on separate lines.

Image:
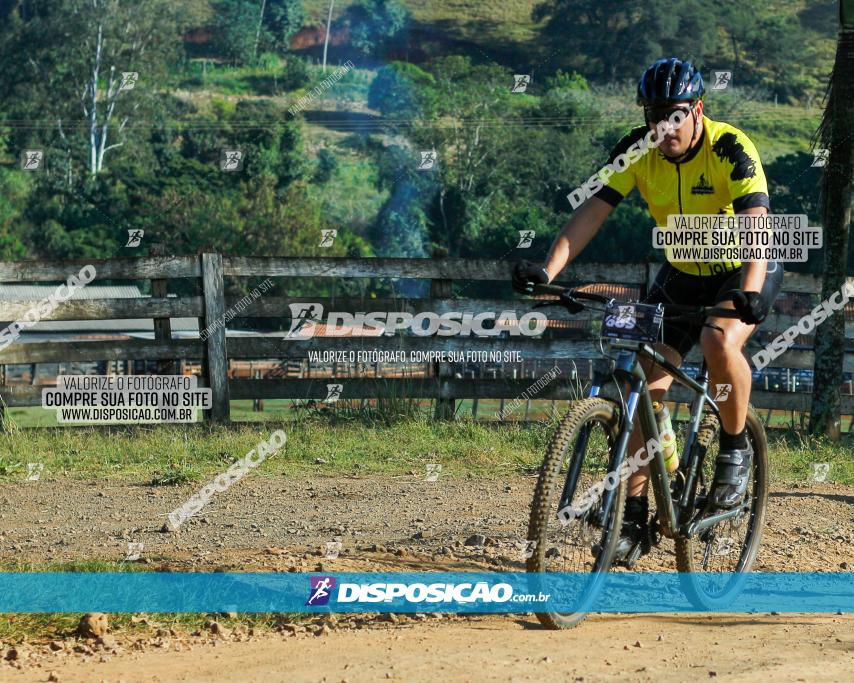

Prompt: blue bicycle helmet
xmin=637 ymin=58 xmax=705 ymax=107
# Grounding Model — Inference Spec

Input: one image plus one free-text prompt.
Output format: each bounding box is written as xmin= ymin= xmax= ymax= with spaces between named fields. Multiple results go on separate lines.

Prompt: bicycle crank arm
xmin=682 ymin=505 xmax=748 ymax=537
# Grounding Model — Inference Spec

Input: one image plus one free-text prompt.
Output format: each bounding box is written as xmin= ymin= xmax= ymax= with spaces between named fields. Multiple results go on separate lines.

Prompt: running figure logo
xmin=306 ymin=576 xmax=336 ymax=606
xmin=711 ymin=71 xmax=731 ymax=90
xmin=714 ymin=383 xmax=732 ymax=402
xmin=517 ymin=230 xmax=535 ymax=248
xmin=319 ymin=229 xmax=337 ymax=247
xmin=418 ymin=150 xmax=437 ymax=170
xmin=21 ymin=150 xmax=43 ymax=171
xmin=119 ymin=72 xmax=138 ymax=91
xmin=220 ymin=149 xmax=244 ymax=171
xmin=286 ymin=303 xmax=322 ymax=339
xmin=809 ymin=462 xmax=830 ymax=483
xmin=325 ymin=383 xmax=343 ymax=402
xmin=125 ymin=229 xmax=144 ymax=247
xmin=512 ymin=75 xmax=531 ymax=93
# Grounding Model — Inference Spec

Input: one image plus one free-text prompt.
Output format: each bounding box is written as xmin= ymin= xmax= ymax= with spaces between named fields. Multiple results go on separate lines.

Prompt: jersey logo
xmin=712 ymin=132 xmax=757 ymax=181
xmin=691 ymin=173 xmax=714 ymax=195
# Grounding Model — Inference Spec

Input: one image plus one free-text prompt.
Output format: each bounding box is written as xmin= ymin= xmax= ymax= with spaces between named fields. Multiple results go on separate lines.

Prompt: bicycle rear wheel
xmin=675 ymin=406 xmax=769 ymax=609
xmin=526 ymin=397 xmax=625 ymax=629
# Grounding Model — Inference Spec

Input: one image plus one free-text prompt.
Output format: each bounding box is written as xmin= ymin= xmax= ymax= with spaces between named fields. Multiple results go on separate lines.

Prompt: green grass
xmin=301 ymin=0 xmax=545 ymax=44
xmin=0 ymin=411 xmax=851 ymax=485
xmin=0 ymin=413 xmax=551 ymax=482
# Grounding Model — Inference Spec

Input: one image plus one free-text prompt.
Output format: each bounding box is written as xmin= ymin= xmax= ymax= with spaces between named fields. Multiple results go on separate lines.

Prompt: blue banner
xmin=0 ymin=572 xmax=851 ymax=613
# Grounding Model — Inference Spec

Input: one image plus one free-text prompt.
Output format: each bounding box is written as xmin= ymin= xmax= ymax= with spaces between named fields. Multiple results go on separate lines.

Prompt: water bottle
xmin=653 ymin=401 xmax=679 ymax=472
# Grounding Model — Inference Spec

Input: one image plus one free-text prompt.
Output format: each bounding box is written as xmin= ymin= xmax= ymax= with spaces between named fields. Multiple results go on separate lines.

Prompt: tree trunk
xmin=322 ymin=0 xmax=335 ymax=73
xmin=89 ymin=23 xmax=103 ymax=175
xmin=253 ymin=0 xmax=267 ymax=63
xmin=809 ymin=28 xmax=854 ymax=440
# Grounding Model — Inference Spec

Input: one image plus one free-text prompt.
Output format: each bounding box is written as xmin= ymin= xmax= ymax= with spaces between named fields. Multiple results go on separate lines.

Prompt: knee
xmin=700 ymin=327 xmax=740 ymax=362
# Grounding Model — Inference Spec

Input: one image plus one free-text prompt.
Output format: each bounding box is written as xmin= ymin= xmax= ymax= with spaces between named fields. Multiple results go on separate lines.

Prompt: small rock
xmin=633 ymin=640 xmax=642 ymax=648
xmin=464 ymin=534 xmax=486 ymax=546
xmin=77 ymin=613 xmax=108 ymax=639
xmin=840 ymin=562 xmax=849 ymax=570
xmin=314 ymin=458 xmax=327 ymax=465
xmin=4 ymin=646 xmax=24 ymax=661
xmin=48 ymin=673 xmax=60 ymax=682
xmin=97 ymin=635 xmax=118 ymax=651
xmin=208 ymin=621 xmax=230 ymax=638
xmin=221 ymin=612 xmax=238 ymax=619
xmin=49 ymin=641 xmax=63 ymax=651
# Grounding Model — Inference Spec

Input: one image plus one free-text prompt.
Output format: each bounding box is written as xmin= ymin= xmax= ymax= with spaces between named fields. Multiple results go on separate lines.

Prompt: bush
xmin=280 ymin=55 xmax=310 ymax=90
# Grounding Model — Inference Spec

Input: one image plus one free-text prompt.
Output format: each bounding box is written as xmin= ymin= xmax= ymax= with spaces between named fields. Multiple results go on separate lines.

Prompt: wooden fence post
xmin=150 ymin=244 xmax=175 ymax=376
xmin=201 ymin=252 xmax=231 ymax=422
xmin=431 ymin=255 xmax=455 ymax=420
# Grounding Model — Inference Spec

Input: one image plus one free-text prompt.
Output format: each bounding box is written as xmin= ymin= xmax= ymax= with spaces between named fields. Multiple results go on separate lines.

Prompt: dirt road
xmin=1 ymin=475 xmax=852 ymax=682
xmin=4 ymin=613 xmax=853 ymax=683
xmin=1 ymin=475 xmax=852 ymax=572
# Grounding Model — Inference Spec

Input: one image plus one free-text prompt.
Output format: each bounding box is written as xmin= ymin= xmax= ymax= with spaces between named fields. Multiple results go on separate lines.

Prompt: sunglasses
xmin=644 ymin=103 xmax=695 ymax=125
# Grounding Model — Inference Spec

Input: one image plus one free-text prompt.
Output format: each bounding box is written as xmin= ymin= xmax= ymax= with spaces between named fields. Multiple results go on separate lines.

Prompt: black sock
xmin=624 ymin=495 xmax=648 ymax=523
xmin=720 ymin=428 xmax=748 ymax=450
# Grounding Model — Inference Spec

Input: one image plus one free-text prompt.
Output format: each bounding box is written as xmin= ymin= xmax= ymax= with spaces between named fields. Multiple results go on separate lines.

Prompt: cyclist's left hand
xmin=730 ymin=290 xmax=768 ymax=325
xmin=512 ymin=260 xmax=550 ymax=295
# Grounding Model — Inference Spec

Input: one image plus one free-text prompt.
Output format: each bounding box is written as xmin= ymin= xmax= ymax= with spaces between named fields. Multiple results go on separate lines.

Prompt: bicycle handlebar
xmin=531 ymin=283 xmax=743 ymax=320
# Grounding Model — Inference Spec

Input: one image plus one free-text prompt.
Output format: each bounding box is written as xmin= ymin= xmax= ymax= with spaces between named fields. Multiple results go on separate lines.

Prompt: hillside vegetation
xmin=0 ymin=0 xmax=841 ymax=280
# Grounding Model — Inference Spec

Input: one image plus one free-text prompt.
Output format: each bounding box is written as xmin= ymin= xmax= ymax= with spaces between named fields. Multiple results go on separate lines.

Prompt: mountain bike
xmin=524 ymin=283 xmax=769 ymax=629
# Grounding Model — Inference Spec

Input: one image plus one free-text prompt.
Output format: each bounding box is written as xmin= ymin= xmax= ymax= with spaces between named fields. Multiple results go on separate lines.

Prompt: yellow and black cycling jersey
xmin=594 ymin=115 xmax=770 ymax=276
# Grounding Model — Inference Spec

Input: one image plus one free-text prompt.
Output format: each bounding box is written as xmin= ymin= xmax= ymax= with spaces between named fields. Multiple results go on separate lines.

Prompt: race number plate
xmin=601 ymin=302 xmax=663 ymax=344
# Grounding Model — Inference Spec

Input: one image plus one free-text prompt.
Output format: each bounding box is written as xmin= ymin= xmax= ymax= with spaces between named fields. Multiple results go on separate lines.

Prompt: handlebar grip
xmin=531 ymin=283 xmax=568 ymax=296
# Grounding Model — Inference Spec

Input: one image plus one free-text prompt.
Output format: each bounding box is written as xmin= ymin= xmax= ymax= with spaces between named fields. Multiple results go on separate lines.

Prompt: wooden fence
xmin=0 ymin=254 xmax=852 ymax=424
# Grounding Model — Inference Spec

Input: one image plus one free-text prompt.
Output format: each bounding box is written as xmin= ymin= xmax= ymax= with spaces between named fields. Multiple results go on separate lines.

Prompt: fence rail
xmin=1 ymin=253 xmax=852 ymax=423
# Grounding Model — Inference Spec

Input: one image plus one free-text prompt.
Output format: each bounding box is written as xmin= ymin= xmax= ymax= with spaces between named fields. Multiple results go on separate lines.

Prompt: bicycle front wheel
xmin=526 ymin=397 xmax=625 ymax=629
xmin=675 ymin=405 xmax=769 ymax=609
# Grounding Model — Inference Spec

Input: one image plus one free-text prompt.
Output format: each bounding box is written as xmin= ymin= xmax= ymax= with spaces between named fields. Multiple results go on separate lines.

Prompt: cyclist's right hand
xmin=512 ymin=260 xmax=550 ymax=295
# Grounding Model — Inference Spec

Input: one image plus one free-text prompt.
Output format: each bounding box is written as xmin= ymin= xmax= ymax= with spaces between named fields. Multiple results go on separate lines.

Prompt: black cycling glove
xmin=512 ymin=260 xmax=550 ymax=295
xmin=730 ymin=290 xmax=768 ymax=325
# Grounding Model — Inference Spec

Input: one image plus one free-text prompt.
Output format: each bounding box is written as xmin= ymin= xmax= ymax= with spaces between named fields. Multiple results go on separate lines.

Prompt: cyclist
xmin=512 ymin=58 xmax=783 ymax=562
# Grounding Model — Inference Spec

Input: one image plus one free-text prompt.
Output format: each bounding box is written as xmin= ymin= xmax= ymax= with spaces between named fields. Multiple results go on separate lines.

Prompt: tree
xmin=214 ymin=0 xmax=304 ymax=63
xmin=532 ymin=0 xmax=717 ymax=82
xmin=0 ymin=0 xmax=199 ymax=178
xmin=809 ymin=1 xmax=854 ymax=440
xmin=345 ymin=0 xmax=408 ymax=58
xmin=267 ymin=0 xmax=305 ymax=52
xmin=214 ymin=0 xmax=263 ymax=63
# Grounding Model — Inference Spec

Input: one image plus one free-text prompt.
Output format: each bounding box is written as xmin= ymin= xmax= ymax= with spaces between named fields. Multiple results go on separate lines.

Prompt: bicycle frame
xmin=583 ymin=339 xmax=748 ymax=539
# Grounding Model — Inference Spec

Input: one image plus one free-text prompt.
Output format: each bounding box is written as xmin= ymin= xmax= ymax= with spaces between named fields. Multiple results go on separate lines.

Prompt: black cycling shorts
xmin=642 ymin=261 xmax=784 ymax=357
